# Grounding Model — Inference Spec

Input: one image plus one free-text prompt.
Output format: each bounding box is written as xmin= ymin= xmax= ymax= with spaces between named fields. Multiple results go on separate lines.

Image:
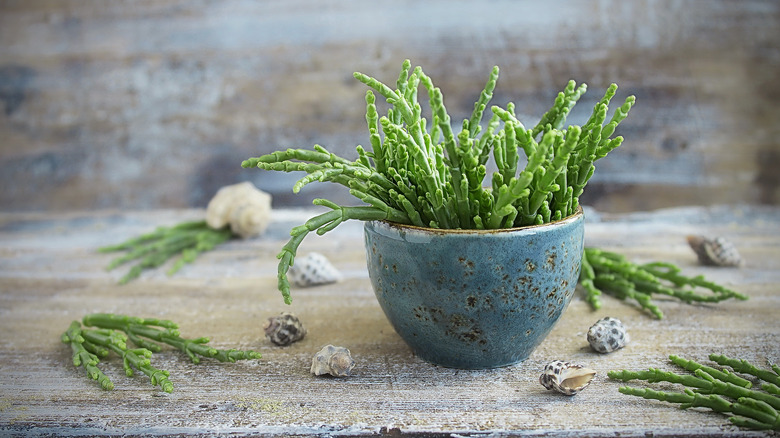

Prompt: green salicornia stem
xmin=101 ymin=221 xmax=233 ymax=284
xmin=581 ymin=247 xmax=747 ymax=318
xmin=610 ymin=354 xmax=780 ymax=430
xmin=63 ymin=314 xmax=261 ymax=392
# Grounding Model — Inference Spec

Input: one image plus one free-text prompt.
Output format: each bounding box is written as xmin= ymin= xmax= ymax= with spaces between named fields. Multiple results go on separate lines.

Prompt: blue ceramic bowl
xmin=364 ymin=208 xmax=584 ymax=369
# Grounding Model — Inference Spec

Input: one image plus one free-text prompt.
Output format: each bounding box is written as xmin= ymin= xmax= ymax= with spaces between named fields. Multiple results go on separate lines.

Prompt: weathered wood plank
xmin=1 ymin=1 xmax=778 ymax=212
xmin=0 ymin=206 xmax=778 ymax=436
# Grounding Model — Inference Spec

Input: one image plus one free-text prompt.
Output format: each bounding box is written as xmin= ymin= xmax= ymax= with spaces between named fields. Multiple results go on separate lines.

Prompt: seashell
xmin=587 ymin=316 xmax=629 ymax=354
xmin=206 ymin=182 xmax=272 ymax=238
xmin=310 ymin=345 xmax=355 ymax=377
xmin=540 ymin=360 xmax=596 ymax=396
xmin=288 ymin=252 xmax=342 ymax=287
xmin=686 ymin=235 xmax=743 ymax=267
xmin=263 ymin=312 xmax=307 ymax=346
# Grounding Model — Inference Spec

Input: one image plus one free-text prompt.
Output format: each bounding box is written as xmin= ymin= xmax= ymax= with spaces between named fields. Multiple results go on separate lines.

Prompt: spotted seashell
xmin=264 ymin=312 xmax=306 ymax=346
xmin=587 ymin=317 xmax=629 ymax=354
xmin=686 ymin=235 xmax=743 ymax=267
xmin=288 ymin=252 xmax=342 ymax=287
xmin=540 ymin=360 xmax=596 ymax=396
xmin=310 ymin=345 xmax=355 ymax=377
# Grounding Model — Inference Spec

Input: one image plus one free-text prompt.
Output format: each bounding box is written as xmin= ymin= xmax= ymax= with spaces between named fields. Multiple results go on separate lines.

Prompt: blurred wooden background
xmin=1 ymin=0 xmax=778 ymax=213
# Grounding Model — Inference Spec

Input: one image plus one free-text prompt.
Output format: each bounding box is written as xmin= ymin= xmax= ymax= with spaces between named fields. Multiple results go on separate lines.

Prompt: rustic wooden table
xmin=0 ymin=205 xmax=778 ymax=437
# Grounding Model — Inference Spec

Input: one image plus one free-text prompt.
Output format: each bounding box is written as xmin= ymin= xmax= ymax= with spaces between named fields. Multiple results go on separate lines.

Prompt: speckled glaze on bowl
xmin=364 ymin=208 xmax=584 ymax=369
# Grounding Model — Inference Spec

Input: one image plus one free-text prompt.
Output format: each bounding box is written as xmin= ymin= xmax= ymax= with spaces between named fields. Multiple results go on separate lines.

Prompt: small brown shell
xmin=540 ymin=360 xmax=596 ymax=396
xmin=687 ymin=235 xmax=743 ymax=267
xmin=263 ymin=313 xmax=306 ymax=346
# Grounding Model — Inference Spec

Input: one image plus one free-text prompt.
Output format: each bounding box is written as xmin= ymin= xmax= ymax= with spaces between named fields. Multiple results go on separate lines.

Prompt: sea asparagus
xmin=100 ymin=221 xmax=232 ymax=284
xmin=581 ymin=247 xmax=747 ymax=319
xmin=610 ymin=354 xmax=780 ymax=430
xmin=62 ymin=313 xmax=261 ymax=392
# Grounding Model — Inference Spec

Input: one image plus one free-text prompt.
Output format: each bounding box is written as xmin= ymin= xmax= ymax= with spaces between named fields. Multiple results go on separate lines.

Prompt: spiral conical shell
xmin=686 ymin=235 xmax=743 ymax=267
xmin=310 ymin=345 xmax=355 ymax=377
xmin=264 ymin=313 xmax=306 ymax=346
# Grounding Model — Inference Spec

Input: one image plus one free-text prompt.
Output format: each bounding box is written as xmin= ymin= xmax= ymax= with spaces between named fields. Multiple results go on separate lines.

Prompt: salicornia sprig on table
xmin=61 ymin=313 xmax=261 ymax=392
xmin=609 ymin=354 xmax=780 ymax=431
xmin=99 ymin=221 xmax=233 ymax=284
xmin=242 ymin=60 xmax=635 ymax=303
xmin=581 ymin=247 xmax=748 ymax=319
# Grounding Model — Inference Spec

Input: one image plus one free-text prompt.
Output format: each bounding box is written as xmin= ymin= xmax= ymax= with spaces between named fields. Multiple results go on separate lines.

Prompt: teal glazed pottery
xmin=364 ymin=208 xmax=584 ymax=369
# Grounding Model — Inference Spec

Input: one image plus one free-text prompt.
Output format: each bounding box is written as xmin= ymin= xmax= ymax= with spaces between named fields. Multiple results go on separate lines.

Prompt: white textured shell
xmin=206 ymin=182 xmax=272 ymax=239
xmin=687 ymin=235 xmax=743 ymax=267
xmin=540 ymin=360 xmax=596 ymax=396
xmin=310 ymin=345 xmax=355 ymax=377
xmin=587 ymin=317 xmax=630 ymax=354
xmin=264 ymin=313 xmax=307 ymax=346
xmin=288 ymin=252 xmax=342 ymax=287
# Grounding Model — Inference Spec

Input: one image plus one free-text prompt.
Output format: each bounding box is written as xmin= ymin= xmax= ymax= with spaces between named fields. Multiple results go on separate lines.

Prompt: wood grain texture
xmin=0 ymin=206 xmax=778 ymax=437
xmin=1 ymin=0 xmax=779 ymax=213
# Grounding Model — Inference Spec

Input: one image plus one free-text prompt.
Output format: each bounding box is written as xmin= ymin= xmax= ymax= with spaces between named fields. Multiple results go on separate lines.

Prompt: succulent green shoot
xmin=710 ymin=354 xmax=780 ymax=387
xmin=610 ymin=354 xmax=780 ymax=430
xmin=63 ymin=314 xmax=261 ymax=392
xmin=670 ymin=354 xmax=753 ymax=388
xmin=62 ymin=321 xmax=115 ymax=390
xmin=581 ymin=248 xmax=747 ymax=319
xmin=100 ymin=221 xmax=233 ymax=284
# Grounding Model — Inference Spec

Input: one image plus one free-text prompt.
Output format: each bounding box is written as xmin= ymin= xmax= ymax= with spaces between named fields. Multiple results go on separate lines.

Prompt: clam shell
xmin=587 ymin=317 xmax=629 ymax=354
xmin=540 ymin=360 xmax=596 ymax=396
xmin=288 ymin=252 xmax=342 ymax=287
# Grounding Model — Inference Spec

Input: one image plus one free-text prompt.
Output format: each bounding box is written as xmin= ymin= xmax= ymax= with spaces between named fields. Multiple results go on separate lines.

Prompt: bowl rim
xmin=368 ymin=205 xmax=584 ymax=235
